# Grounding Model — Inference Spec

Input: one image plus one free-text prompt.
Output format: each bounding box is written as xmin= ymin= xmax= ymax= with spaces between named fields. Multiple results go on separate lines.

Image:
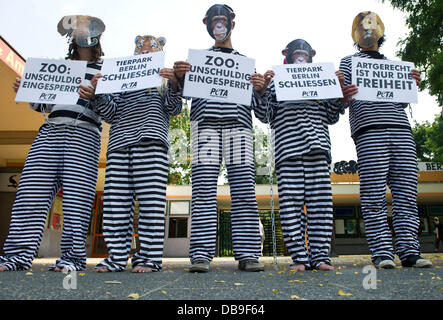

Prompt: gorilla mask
xmin=282 ymin=39 xmax=316 ymax=64
xmin=203 ymin=4 xmax=235 ymax=42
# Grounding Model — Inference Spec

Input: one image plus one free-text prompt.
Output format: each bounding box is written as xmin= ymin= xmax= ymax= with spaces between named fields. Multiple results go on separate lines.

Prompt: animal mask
xmin=57 ymin=15 xmax=105 ymax=47
xmin=282 ymin=39 xmax=316 ymax=64
xmin=203 ymin=4 xmax=235 ymax=42
xmin=134 ymin=35 xmax=166 ymax=55
xmin=352 ymin=11 xmax=385 ymax=49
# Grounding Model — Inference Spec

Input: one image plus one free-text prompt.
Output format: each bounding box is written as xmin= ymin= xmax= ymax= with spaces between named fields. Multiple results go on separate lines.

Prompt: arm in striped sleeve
xmin=252 ymin=80 xmax=277 ymax=124
xmin=324 ymin=98 xmax=347 ymax=125
xmin=163 ymin=80 xmax=184 ymax=117
xmin=89 ymin=93 xmax=119 ymax=124
xmin=29 ymin=103 xmax=54 ymax=113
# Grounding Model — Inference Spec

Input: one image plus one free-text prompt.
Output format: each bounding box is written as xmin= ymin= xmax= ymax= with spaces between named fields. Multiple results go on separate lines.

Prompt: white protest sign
xmin=95 ymin=51 xmax=165 ymax=94
xmin=15 ymin=58 xmax=87 ymax=105
xmin=183 ymin=49 xmax=255 ymax=106
xmin=351 ymin=57 xmax=417 ymax=103
xmin=272 ymin=62 xmax=343 ymax=101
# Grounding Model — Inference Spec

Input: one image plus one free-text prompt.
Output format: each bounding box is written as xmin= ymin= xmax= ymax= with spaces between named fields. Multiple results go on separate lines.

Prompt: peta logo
xmin=302 ymin=91 xmax=318 ymax=98
xmin=121 ymin=82 xmax=137 ymax=90
xmin=38 ymin=93 xmax=57 ymax=101
xmin=376 ymin=91 xmax=394 ymax=99
xmin=210 ymin=88 xmax=228 ymax=98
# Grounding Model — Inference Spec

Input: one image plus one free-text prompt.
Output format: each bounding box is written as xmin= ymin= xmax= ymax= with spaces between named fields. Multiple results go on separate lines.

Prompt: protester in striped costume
xmin=0 ymin=15 xmax=107 ymax=272
xmin=254 ymin=39 xmax=353 ymax=271
xmin=94 ymin=35 xmax=182 ymax=273
xmin=173 ymin=4 xmax=267 ymax=272
xmin=339 ymin=11 xmax=432 ymax=268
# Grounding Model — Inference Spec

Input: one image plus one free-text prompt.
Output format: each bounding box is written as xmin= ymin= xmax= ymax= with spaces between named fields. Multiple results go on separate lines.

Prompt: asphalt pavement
xmin=0 ymin=254 xmax=441 ymax=317
xmin=1 ymin=254 xmax=442 ymax=300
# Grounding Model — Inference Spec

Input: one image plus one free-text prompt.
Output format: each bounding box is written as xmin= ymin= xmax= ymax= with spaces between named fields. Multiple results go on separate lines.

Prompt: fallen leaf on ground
xmin=290 ymin=295 xmax=305 ymax=300
xmin=272 ymin=289 xmax=278 ymax=293
xmin=104 ymin=280 xmax=122 ymax=284
xmin=25 ymin=272 xmax=33 ymax=276
xmin=338 ymin=289 xmax=353 ymax=297
xmin=234 ymin=283 xmax=244 ymax=286
xmin=214 ymin=280 xmax=225 ymax=283
xmin=288 ymin=280 xmax=306 ymax=283
xmin=127 ymin=293 xmax=140 ymax=299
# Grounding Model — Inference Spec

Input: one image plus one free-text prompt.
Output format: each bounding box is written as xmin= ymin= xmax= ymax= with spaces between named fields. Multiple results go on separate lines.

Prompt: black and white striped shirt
xmin=188 ymin=46 xmax=260 ymax=129
xmin=255 ymin=79 xmax=346 ymax=164
xmin=339 ymin=51 xmax=411 ymax=138
xmin=30 ymin=61 xmax=103 ymax=135
xmin=94 ymin=83 xmax=183 ymax=154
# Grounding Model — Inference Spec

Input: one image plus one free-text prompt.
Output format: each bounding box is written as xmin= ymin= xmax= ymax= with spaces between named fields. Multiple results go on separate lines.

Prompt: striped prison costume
xmin=93 ymin=83 xmax=182 ymax=272
xmin=339 ymin=51 xmax=422 ymax=262
xmin=254 ymin=79 xmax=346 ymax=268
xmin=188 ymin=46 xmax=262 ymax=263
xmin=0 ymin=61 xmax=104 ymax=271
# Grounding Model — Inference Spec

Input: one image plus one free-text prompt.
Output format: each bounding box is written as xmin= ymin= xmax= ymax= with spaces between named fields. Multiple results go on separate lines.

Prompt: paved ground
xmin=1 ymin=254 xmax=442 ymax=304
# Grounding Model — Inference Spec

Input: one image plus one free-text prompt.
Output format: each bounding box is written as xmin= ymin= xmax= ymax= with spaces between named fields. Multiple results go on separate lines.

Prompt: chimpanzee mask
xmin=351 ymin=11 xmax=385 ymax=49
xmin=203 ymin=4 xmax=235 ymax=42
xmin=57 ymin=15 xmax=105 ymax=47
xmin=282 ymin=39 xmax=316 ymax=64
xmin=134 ymin=35 xmax=166 ymax=55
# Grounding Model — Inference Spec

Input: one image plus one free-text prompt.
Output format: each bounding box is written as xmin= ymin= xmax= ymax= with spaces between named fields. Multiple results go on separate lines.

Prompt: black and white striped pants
xmin=189 ymin=123 xmax=262 ymax=262
xmin=0 ymin=124 xmax=100 ymax=271
xmin=95 ymin=143 xmax=168 ymax=272
xmin=276 ymin=155 xmax=333 ymax=268
xmin=355 ymin=128 xmax=421 ymax=261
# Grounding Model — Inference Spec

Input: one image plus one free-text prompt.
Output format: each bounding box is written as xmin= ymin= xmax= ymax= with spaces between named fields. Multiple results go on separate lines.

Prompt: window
xmin=430 ymin=205 xmax=443 ymax=216
xmin=169 ymin=200 xmax=190 ymax=216
xmin=168 ymin=217 xmax=188 ymax=238
xmin=334 ymin=207 xmax=358 ymax=237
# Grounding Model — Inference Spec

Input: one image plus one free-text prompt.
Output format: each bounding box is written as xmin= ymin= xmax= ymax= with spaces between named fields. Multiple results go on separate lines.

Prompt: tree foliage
xmin=168 ymin=99 xmax=192 ymax=184
xmin=253 ymin=125 xmax=277 ymax=185
xmin=412 ymin=115 xmax=443 ymax=163
xmin=381 ymin=0 xmax=443 ymax=106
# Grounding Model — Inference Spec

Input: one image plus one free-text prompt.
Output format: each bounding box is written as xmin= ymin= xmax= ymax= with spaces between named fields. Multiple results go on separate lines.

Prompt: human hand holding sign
xmin=410 ymin=69 xmax=421 ymax=86
xmin=173 ymin=61 xmax=191 ymax=84
xmin=335 ymin=71 xmax=345 ymax=87
xmin=250 ymin=73 xmax=266 ymax=94
xmin=159 ymin=68 xmax=179 ymax=91
xmin=335 ymin=70 xmax=357 ymax=103
xmin=79 ymin=73 xmax=102 ymax=100
xmin=251 ymin=70 xmax=274 ymax=95
xmin=341 ymin=84 xmax=358 ymax=103
xmin=12 ymin=78 xmax=21 ymax=93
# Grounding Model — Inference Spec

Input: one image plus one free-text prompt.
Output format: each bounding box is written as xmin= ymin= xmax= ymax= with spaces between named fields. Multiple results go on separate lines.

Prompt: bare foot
xmin=95 ymin=267 xmax=111 ymax=272
xmin=0 ymin=266 xmax=7 ymax=272
xmin=289 ymin=264 xmax=306 ymax=271
xmin=132 ymin=266 xmax=153 ymax=273
xmin=316 ymin=263 xmax=334 ymax=271
xmin=52 ymin=267 xmax=66 ymax=272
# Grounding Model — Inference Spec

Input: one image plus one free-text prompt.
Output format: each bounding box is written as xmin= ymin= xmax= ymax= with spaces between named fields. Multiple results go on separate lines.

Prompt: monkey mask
xmin=282 ymin=39 xmax=316 ymax=64
xmin=134 ymin=35 xmax=166 ymax=55
xmin=352 ymin=11 xmax=385 ymax=49
xmin=57 ymin=15 xmax=105 ymax=47
xmin=203 ymin=4 xmax=235 ymax=42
